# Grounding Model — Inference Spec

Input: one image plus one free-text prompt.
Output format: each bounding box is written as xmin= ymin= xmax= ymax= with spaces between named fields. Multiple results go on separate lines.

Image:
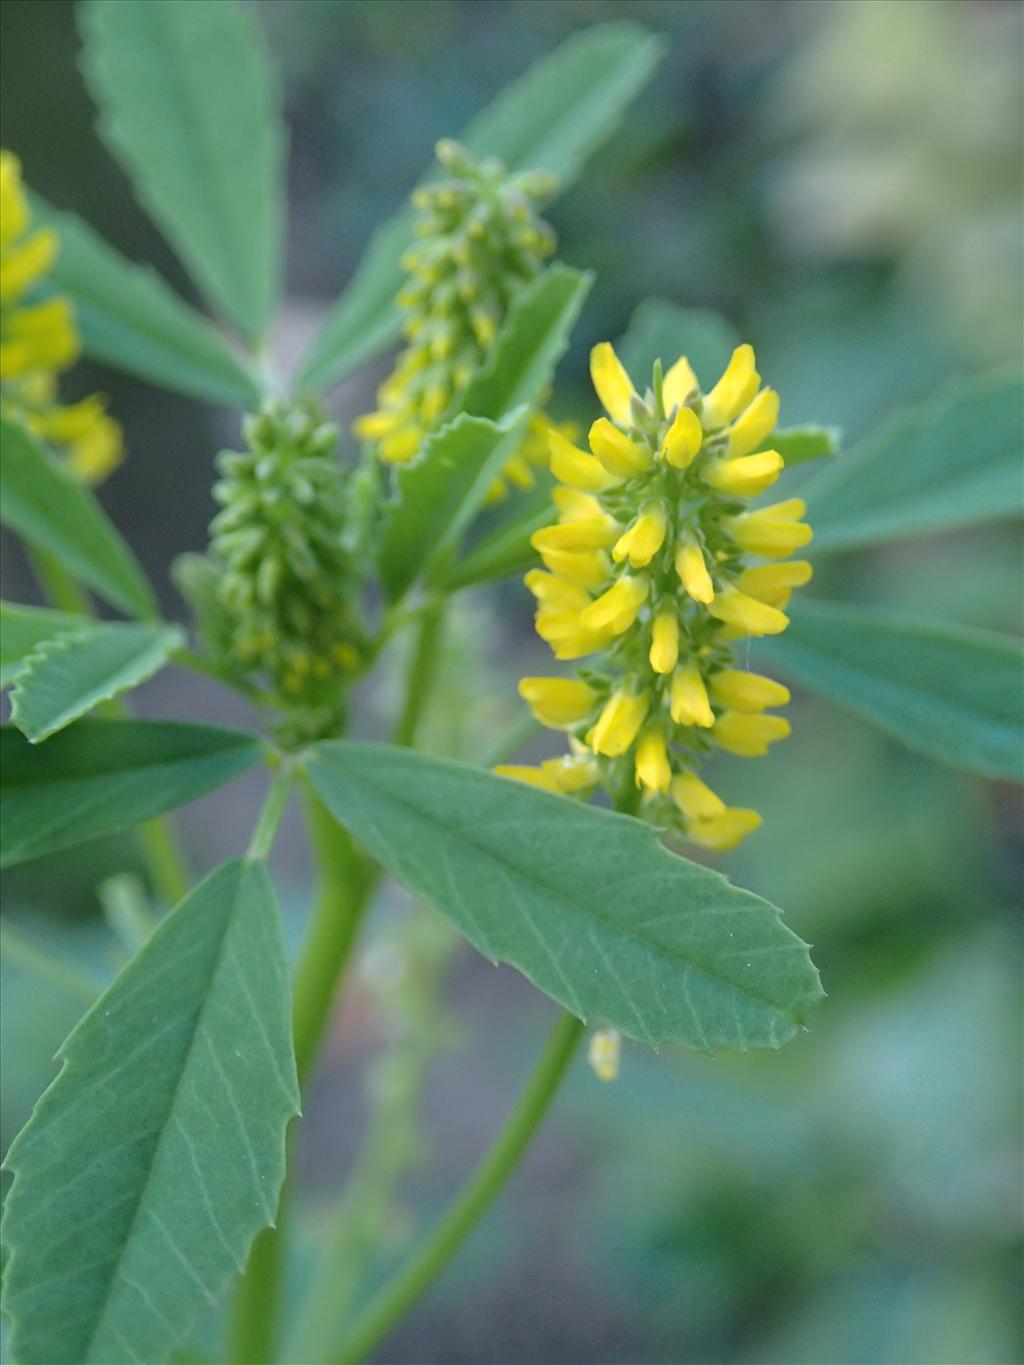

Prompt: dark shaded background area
xmin=2 ymin=3 xmax=1022 ymax=1363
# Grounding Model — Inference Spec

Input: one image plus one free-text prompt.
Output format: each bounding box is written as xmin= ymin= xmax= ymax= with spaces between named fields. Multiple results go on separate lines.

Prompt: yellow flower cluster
xmin=355 ymin=138 xmax=559 ymax=497
xmin=498 ymin=341 xmax=813 ymax=851
xmin=0 ymin=150 xmax=122 ymax=484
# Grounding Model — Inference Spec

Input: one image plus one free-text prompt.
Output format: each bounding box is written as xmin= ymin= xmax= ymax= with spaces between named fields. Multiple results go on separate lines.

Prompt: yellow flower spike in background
xmin=356 ymin=139 xmax=564 ymax=497
xmin=505 ymin=337 xmax=817 ymax=850
xmin=0 ymin=149 xmax=123 ymax=484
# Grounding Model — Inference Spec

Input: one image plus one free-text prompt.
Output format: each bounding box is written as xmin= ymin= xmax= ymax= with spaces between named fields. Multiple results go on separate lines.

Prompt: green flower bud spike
xmin=356 ymin=138 xmax=568 ymax=499
xmin=176 ymin=401 xmax=366 ymax=746
xmin=500 ymin=342 xmax=815 ymax=851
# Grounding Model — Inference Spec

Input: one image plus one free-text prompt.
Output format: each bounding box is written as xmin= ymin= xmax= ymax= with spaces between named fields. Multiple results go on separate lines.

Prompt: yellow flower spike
xmin=707 ymin=587 xmax=789 ymax=637
xmin=635 ymin=727 xmax=672 ymax=793
xmin=532 ymin=519 xmax=618 ymax=553
xmin=675 ymin=541 xmax=714 ymax=603
xmin=662 ymin=355 xmax=698 ymax=413
xmin=494 ymin=764 xmax=564 ymax=794
xmin=712 ymin=711 xmax=790 ymax=757
xmin=704 ymin=449 xmax=783 ymax=498
xmin=588 ymin=417 xmax=651 ymax=477
xmin=649 ymin=608 xmax=679 ymax=674
xmin=702 ymin=344 xmax=756 ymax=427
xmin=661 ymin=405 xmax=703 ymax=469
xmin=0 ymin=150 xmax=28 ymax=246
xmin=536 ymin=545 xmax=610 ymax=588
xmin=728 ymin=501 xmax=813 ymax=557
xmin=612 ymin=504 xmax=667 ymax=568
xmin=0 ymin=227 xmax=58 ymax=303
xmin=541 ymin=755 xmax=600 ymax=794
xmin=687 ymin=807 xmax=762 ymax=851
xmin=588 ymin=688 xmax=649 ymax=757
xmin=738 ymin=561 xmax=813 ymax=608
xmin=588 ymin=1028 xmax=622 ymax=1082
xmin=518 ymin=676 xmax=599 ymax=728
xmin=581 ymin=573 xmax=649 ymax=634
xmin=590 ymin=342 xmax=638 ymax=425
xmin=727 ymin=388 xmax=780 ymax=457
xmin=670 ymin=665 xmax=714 ymax=729
xmin=549 ymin=428 xmax=620 ymax=491
xmin=670 ymin=772 xmax=726 ymax=822
xmin=710 ymin=670 xmax=790 ymax=712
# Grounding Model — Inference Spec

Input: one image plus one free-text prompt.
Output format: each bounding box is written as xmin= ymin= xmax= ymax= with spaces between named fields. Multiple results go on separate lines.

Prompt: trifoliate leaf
xmin=307 ymin=741 xmax=823 ymax=1053
xmin=0 ymin=719 xmax=263 ymax=867
xmin=804 ymin=369 xmax=1023 ymax=551
xmin=10 ymin=621 xmax=184 ymax=742
xmin=756 ymin=598 xmax=1024 ymax=781
xmin=79 ymin=0 xmax=284 ymax=340
xmin=1 ymin=417 xmax=157 ymax=620
xmin=1 ymin=859 xmax=299 ymax=1365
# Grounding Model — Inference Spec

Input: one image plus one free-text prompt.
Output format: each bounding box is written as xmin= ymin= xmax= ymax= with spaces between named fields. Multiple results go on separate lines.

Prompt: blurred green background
xmin=2 ymin=2 xmax=1022 ymax=1363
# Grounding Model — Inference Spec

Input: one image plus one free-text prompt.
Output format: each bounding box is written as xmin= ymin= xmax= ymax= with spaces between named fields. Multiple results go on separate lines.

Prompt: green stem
xmin=246 ymin=767 xmax=294 ymax=861
xmin=332 ymin=1011 xmax=585 ymax=1365
xmin=25 ymin=548 xmax=194 ymax=906
xmin=392 ymin=597 xmax=446 ymax=748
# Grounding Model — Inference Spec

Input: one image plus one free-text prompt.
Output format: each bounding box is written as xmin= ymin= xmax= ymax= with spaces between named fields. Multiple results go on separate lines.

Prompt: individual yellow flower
xmin=509 ymin=338 xmax=819 ymax=850
xmin=0 ymin=149 xmax=122 ymax=484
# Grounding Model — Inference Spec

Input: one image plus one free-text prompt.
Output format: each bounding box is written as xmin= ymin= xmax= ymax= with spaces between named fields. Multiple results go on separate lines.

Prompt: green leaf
xmin=307 ymin=742 xmax=823 ymax=1052
xmin=1 ymin=858 xmax=298 ymax=1365
xmin=764 ymin=425 xmax=841 ymax=466
xmin=618 ymin=299 xmax=740 ymax=389
xmin=31 ymin=197 xmax=263 ymax=408
xmin=80 ymin=0 xmax=284 ymax=340
xmin=0 ymin=416 xmax=157 ymax=619
xmin=441 ymin=484 xmax=553 ymax=591
xmin=378 ymin=264 xmax=592 ymax=601
xmin=10 ymin=621 xmax=184 ymax=743
xmin=803 ymin=370 xmax=1024 ymax=552
xmin=378 ymin=411 xmax=526 ymax=603
xmin=296 ymin=23 xmax=662 ymax=395
xmin=0 ymin=601 xmax=87 ymax=687
xmin=1 ymin=719 xmax=262 ymax=867
xmin=755 ymin=599 xmax=1024 ymax=781
xmin=458 ymin=264 xmax=593 ymax=423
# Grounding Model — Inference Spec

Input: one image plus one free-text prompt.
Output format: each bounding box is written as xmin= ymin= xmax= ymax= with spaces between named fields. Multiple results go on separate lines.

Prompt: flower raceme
xmin=0 ymin=149 xmax=122 ymax=483
xmin=497 ymin=342 xmax=814 ymax=851
xmin=354 ymin=138 xmax=570 ymax=500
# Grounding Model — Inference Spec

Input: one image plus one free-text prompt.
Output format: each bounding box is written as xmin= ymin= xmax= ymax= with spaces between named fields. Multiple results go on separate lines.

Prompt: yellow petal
xmin=670 ymin=666 xmax=714 ymax=728
xmin=727 ymin=388 xmax=779 ymax=457
xmin=704 ymin=449 xmax=783 ymax=497
xmin=588 ymin=417 xmax=651 ymax=477
xmin=670 ymin=772 xmax=726 ymax=822
xmin=532 ymin=519 xmax=618 ymax=552
xmin=738 ymin=561 xmax=813 ymax=606
xmin=712 ymin=711 xmax=790 ymax=757
xmin=590 ymin=342 xmax=637 ymax=425
xmin=634 ymin=728 xmax=671 ymax=793
xmin=674 ymin=542 xmax=714 ymax=603
xmin=588 ymin=689 xmax=649 ymax=757
xmin=687 ymin=807 xmax=762 ymax=850
xmin=661 ymin=405 xmax=703 ymax=469
xmin=536 ymin=545 xmax=610 ymax=588
xmin=518 ymin=676 xmax=599 ymax=728
xmin=494 ymin=764 xmax=563 ymax=794
xmin=541 ymin=755 xmax=600 ymax=794
xmin=612 ymin=505 xmax=667 ymax=568
xmin=524 ymin=571 xmax=591 ymax=610
xmin=662 ymin=355 xmax=698 ymax=412
xmin=581 ymin=573 xmax=648 ymax=634
xmin=707 ymin=588 xmax=788 ymax=637
xmin=0 ymin=227 xmax=57 ymax=302
xmin=702 ymin=344 xmax=756 ymax=427
xmin=549 ymin=428 xmax=619 ymax=491
xmin=727 ymin=509 xmax=813 ymax=558
xmin=710 ymin=670 xmax=790 ymax=712
xmin=649 ymin=609 xmax=679 ymax=674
